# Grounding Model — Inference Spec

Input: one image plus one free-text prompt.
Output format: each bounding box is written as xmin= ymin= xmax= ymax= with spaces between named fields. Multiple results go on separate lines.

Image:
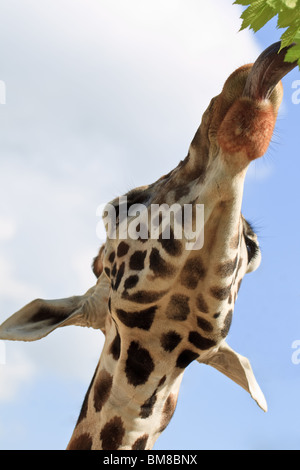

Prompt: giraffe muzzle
xmin=243 ymin=41 xmax=298 ymax=101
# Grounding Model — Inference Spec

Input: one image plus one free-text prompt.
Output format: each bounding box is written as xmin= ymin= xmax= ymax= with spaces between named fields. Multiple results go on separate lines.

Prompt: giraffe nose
xmin=243 ymin=41 xmax=298 ymax=101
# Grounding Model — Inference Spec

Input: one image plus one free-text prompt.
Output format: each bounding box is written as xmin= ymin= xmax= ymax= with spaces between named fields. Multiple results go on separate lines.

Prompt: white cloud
xmin=71 ymin=250 xmax=99 ymax=291
xmin=0 ymin=347 xmax=36 ymax=402
xmin=0 ymin=255 xmax=42 ymax=304
xmin=0 ymin=0 xmax=263 ymax=448
xmin=0 ymin=218 xmax=16 ymax=242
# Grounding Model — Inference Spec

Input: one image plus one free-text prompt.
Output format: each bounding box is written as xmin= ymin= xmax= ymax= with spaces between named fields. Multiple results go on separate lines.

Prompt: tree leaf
xmin=277 ymin=6 xmax=300 ymax=28
xmin=240 ymin=1 xmax=277 ymax=32
xmin=280 ymin=23 xmax=299 ymax=48
xmin=284 ymin=43 xmax=300 ymax=62
xmin=235 ymin=0 xmax=300 ymax=68
xmin=281 ymin=0 xmax=298 ymax=8
xmin=233 ymin=0 xmax=251 ymax=6
xmin=266 ymin=0 xmax=281 ymax=8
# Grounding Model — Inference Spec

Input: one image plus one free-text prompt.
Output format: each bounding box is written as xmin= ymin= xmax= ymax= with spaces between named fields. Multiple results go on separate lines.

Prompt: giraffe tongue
xmin=243 ymin=41 xmax=297 ymax=100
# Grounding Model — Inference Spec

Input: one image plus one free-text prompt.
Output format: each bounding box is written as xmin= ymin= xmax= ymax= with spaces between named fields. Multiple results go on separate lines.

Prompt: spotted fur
xmin=0 ymin=43 xmax=296 ymax=451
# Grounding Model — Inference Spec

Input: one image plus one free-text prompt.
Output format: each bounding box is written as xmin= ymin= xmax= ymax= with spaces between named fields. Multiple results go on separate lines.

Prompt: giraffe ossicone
xmin=0 ymin=42 xmax=297 ymax=450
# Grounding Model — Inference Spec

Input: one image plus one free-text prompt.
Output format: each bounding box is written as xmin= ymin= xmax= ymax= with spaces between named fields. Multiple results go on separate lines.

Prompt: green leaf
xmin=266 ymin=0 xmax=281 ymax=8
xmin=284 ymin=43 xmax=300 ymax=62
xmin=281 ymin=0 xmax=298 ymax=8
xmin=277 ymin=7 xmax=300 ymax=28
xmin=240 ymin=1 xmax=277 ymax=32
xmin=233 ymin=0 xmax=251 ymax=6
xmin=280 ymin=23 xmax=299 ymax=47
xmin=235 ymin=0 xmax=300 ymax=68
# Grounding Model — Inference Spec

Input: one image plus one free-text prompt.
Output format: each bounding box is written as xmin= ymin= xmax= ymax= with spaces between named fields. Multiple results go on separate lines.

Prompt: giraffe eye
xmin=245 ymin=236 xmax=259 ymax=264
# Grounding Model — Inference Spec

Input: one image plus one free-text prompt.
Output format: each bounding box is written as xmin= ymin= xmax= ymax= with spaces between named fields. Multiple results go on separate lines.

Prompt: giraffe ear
xmin=0 ymin=296 xmax=87 ymax=341
xmin=0 ymin=274 xmax=110 ymax=342
xmin=201 ymin=341 xmax=267 ymax=412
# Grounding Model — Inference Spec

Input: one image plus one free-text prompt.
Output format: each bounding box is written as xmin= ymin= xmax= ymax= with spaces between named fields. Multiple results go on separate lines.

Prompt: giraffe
xmin=0 ymin=42 xmax=297 ymax=450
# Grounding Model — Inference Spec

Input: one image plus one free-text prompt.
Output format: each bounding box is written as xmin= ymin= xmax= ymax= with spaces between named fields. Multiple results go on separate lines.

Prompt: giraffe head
xmin=0 ymin=42 xmax=297 ymax=450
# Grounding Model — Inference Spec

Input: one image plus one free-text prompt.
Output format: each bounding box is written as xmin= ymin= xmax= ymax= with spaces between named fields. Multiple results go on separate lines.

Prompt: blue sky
xmin=0 ymin=0 xmax=299 ymax=450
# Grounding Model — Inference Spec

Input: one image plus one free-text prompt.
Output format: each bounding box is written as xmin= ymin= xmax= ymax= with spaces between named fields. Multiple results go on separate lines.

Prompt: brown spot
xmin=217 ymin=255 xmax=238 ymax=278
xmin=122 ymin=289 xmax=168 ymax=304
xmin=67 ymin=433 xmax=93 ymax=450
xmin=196 ymin=293 xmax=209 ymax=314
xmin=180 ymin=256 xmax=206 ymax=289
xmin=197 ymin=316 xmax=213 ymax=332
xmin=113 ymin=262 xmax=125 ymax=291
xmin=108 ymin=251 xmax=116 ymax=263
xmin=111 ymin=262 xmax=117 ymax=277
xmin=210 ymin=285 xmax=231 ymax=301
xmin=116 ymin=306 xmax=157 ymax=331
xmin=176 ymin=349 xmax=199 ymax=368
xmin=221 ymin=310 xmax=233 ymax=338
xmin=129 ymin=250 xmax=147 ymax=270
xmin=159 ymin=394 xmax=177 ymax=433
xmin=140 ymin=391 xmax=157 ymax=419
xmin=132 ymin=434 xmax=149 ymax=450
xmin=166 ymin=294 xmax=190 ymax=321
xmin=158 ymin=375 xmax=167 ymax=387
xmin=149 ymin=247 xmax=175 ymax=278
xmin=109 ymin=332 xmax=121 ymax=360
xmin=140 ymin=375 xmax=167 ymax=419
xmin=100 ymin=416 xmax=125 ymax=450
xmin=160 ymin=331 xmax=182 ymax=352
xmin=125 ymin=341 xmax=154 ymax=386
xmin=158 ymin=228 xmax=182 ymax=257
xmin=124 ymin=275 xmax=139 ymax=290
xmin=94 ymin=369 xmax=113 ymax=413
xmin=117 ymin=241 xmax=130 ymax=257
xmin=188 ymin=331 xmax=216 ymax=350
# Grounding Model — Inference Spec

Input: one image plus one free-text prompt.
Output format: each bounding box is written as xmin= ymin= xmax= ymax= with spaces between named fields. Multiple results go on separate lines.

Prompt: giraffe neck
xmin=67 ymin=321 xmax=183 ymax=450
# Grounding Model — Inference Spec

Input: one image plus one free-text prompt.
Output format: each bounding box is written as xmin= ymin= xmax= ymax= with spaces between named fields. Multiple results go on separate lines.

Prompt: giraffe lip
xmin=243 ymin=41 xmax=298 ymax=100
